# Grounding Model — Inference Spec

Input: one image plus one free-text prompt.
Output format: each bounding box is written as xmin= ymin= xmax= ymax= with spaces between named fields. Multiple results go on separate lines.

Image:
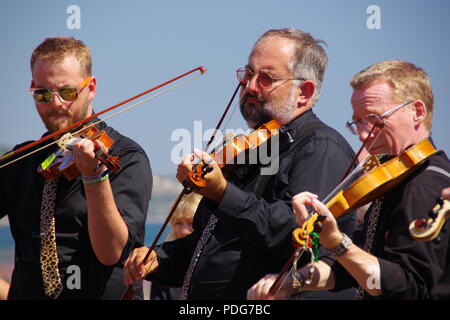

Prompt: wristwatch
xmin=327 ymin=233 xmax=352 ymax=257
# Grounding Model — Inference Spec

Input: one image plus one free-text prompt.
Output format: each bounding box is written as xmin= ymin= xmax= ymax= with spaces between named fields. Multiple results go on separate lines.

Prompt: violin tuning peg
xmin=437 ymin=196 xmax=444 ymax=206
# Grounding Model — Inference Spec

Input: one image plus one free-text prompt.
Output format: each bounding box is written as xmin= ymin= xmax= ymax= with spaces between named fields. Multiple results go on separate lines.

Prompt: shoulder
xmin=408 ymin=151 xmax=450 ymax=189
xmin=104 ymin=125 xmax=149 ymax=159
xmin=291 ymin=111 xmax=352 ymax=149
xmin=290 ymin=117 xmax=354 ymax=160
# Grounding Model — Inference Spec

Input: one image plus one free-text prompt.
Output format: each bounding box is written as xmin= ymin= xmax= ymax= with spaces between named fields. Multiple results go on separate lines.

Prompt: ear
xmin=297 ymin=80 xmax=316 ymax=105
xmin=412 ymin=99 xmax=427 ymax=124
xmin=87 ymin=76 xmax=97 ymax=101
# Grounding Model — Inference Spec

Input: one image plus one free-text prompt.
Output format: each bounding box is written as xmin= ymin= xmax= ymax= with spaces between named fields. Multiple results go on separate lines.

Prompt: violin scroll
xmin=409 ymin=198 xmax=450 ymax=241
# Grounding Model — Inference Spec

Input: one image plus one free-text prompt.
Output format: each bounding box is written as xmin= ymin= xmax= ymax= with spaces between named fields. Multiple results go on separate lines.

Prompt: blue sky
xmin=0 ymin=0 xmax=449 ymax=175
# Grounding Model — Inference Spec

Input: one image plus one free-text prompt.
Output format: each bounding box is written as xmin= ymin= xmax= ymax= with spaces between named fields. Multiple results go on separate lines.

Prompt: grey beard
xmin=240 ymin=87 xmax=298 ymax=127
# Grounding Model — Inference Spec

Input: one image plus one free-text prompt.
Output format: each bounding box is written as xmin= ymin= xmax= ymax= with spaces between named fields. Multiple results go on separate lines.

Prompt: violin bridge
xmin=57 ymin=132 xmax=74 ymax=151
xmin=362 ymin=155 xmax=380 ymax=172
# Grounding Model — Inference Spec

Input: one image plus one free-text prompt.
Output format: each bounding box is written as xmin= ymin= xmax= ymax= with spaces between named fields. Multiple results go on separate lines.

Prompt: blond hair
xmin=350 ymin=60 xmax=434 ymax=130
xmin=167 ymin=193 xmax=202 ymax=241
xmin=30 ymin=37 xmax=92 ymax=76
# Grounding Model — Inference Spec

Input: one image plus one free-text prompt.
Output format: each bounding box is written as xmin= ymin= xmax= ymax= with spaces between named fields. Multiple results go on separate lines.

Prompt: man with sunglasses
xmin=124 ymin=28 xmax=356 ymax=300
xmin=247 ymin=60 xmax=450 ymax=300
xmin=0 ymin=37 xmax=152 ymax=299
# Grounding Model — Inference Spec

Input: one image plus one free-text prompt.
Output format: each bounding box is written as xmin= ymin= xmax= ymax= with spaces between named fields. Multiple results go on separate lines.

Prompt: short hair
xmin=30 ymin=37 xmax=92 ymax=76
xmin=256 ymin=28 xmax=328 ymax=105
xmin=351 ymin=60 xmax=434 ymax=130
xmin=167 ymin=193 xmax=202 ymax=241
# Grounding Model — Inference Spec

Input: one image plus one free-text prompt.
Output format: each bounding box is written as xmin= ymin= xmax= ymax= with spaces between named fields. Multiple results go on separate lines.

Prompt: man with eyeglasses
xmin=0 ymin=37 xmax=152 ymax=299
xmin=124 ymin=28 xmax=356 ymax=300
xmin=247 ymin=60 xmax=450 ymax=300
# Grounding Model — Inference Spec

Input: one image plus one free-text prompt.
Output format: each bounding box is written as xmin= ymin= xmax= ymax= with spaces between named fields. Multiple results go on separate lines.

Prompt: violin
xmin=292 ymin=138 xmax=437 ymax=245
xmin=185 ymin=119 xmax=281 ymax=189
xmin=37 ymin=125 xmax=120 ymax=181
xmin=268 ymin=138 xmax=438 ymax=295
xmin=409 ymin=198 xmax=450 ymax=241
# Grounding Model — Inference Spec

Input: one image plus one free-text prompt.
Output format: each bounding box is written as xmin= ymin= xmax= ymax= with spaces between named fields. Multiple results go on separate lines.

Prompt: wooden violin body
xmin=409 ymin=199 xmax=450 ymax=241
xmin=292 ymin=138 xmax=438 ymax=246
xmin=37 ymin=125 xmax=120 ymax=181
xmin=186 ymin=119 xmax=281 ymax=189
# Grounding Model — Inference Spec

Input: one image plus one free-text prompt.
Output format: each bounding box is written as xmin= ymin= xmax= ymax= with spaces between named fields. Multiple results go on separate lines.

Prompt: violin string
xmin=320 ymin=124 xmax=388 ymax=211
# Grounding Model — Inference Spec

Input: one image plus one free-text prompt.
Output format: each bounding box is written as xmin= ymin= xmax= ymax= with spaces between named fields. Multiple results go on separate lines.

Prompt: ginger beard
xmin=37 ymin=90 xmax=91 ymax=133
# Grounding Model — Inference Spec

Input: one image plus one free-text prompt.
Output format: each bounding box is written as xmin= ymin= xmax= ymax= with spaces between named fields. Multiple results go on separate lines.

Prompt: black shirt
xmin=0 ymin=120 xmax=152 ymax=299
xmin=151 ymin=110 xmax=357 ymax=299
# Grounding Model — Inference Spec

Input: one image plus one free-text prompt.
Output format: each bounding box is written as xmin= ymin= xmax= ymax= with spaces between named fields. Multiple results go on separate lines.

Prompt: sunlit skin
xmin=350 ymin=79 xmax=429 ymax=155
xmin=173 ymin=217 xmax=194 ymax=239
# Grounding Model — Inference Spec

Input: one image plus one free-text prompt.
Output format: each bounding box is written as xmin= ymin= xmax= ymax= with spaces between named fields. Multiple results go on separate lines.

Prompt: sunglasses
xmin=236 ymin=67 xmax=305 ymax=88
xmin=30 ymin=76 xmax=91 ymax=104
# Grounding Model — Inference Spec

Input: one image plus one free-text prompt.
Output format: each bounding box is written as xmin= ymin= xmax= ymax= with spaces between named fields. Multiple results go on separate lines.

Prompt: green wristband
xmin=81 ymin=173 xmax=109 ymax=185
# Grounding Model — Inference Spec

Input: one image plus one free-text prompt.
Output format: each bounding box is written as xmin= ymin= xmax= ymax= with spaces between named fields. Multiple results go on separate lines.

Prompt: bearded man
xmin=125 ymin=28 xmax=356 ymax=300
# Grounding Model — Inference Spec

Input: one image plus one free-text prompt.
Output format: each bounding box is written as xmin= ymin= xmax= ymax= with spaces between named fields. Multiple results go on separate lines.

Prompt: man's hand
xmin=72 ymin=138 xmax=108 ymax=177
xmin=176 ymin=149 xmax=227 ymax=203
xmin=247 ymin=273 xmax=292 ymax=300
xmin=292 ymin=192 xmax=343 ymax=249
xmin=123 ymin=247 xmax=158 ymax=286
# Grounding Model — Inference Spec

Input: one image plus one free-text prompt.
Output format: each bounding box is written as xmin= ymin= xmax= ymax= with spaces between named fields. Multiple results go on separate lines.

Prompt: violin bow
xmin=0 ymin=66 xmax=207 ymax=169
xmin=121 ymin=82 xmax=243 ymax=299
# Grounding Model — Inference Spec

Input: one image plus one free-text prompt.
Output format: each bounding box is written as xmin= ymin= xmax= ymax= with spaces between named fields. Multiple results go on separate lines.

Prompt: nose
xmin=357 ymin=123 xmax=374 ymax=143
xmin=240 ymin=73 xmax=260 ymax=98
xmin=48 ymin=91 xmax=65 ymax=108
xmin=247 ymin=73 xmax=260 ymax=93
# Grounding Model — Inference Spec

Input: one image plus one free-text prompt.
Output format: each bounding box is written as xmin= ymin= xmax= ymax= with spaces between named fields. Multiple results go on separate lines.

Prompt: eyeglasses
xmin=236 ymin=67 xmax=305 ymax=88
xmin=30 ymin=76 xmax=91 ymax=104
xmin=346 ymin=100 xmax=414 ymax=135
